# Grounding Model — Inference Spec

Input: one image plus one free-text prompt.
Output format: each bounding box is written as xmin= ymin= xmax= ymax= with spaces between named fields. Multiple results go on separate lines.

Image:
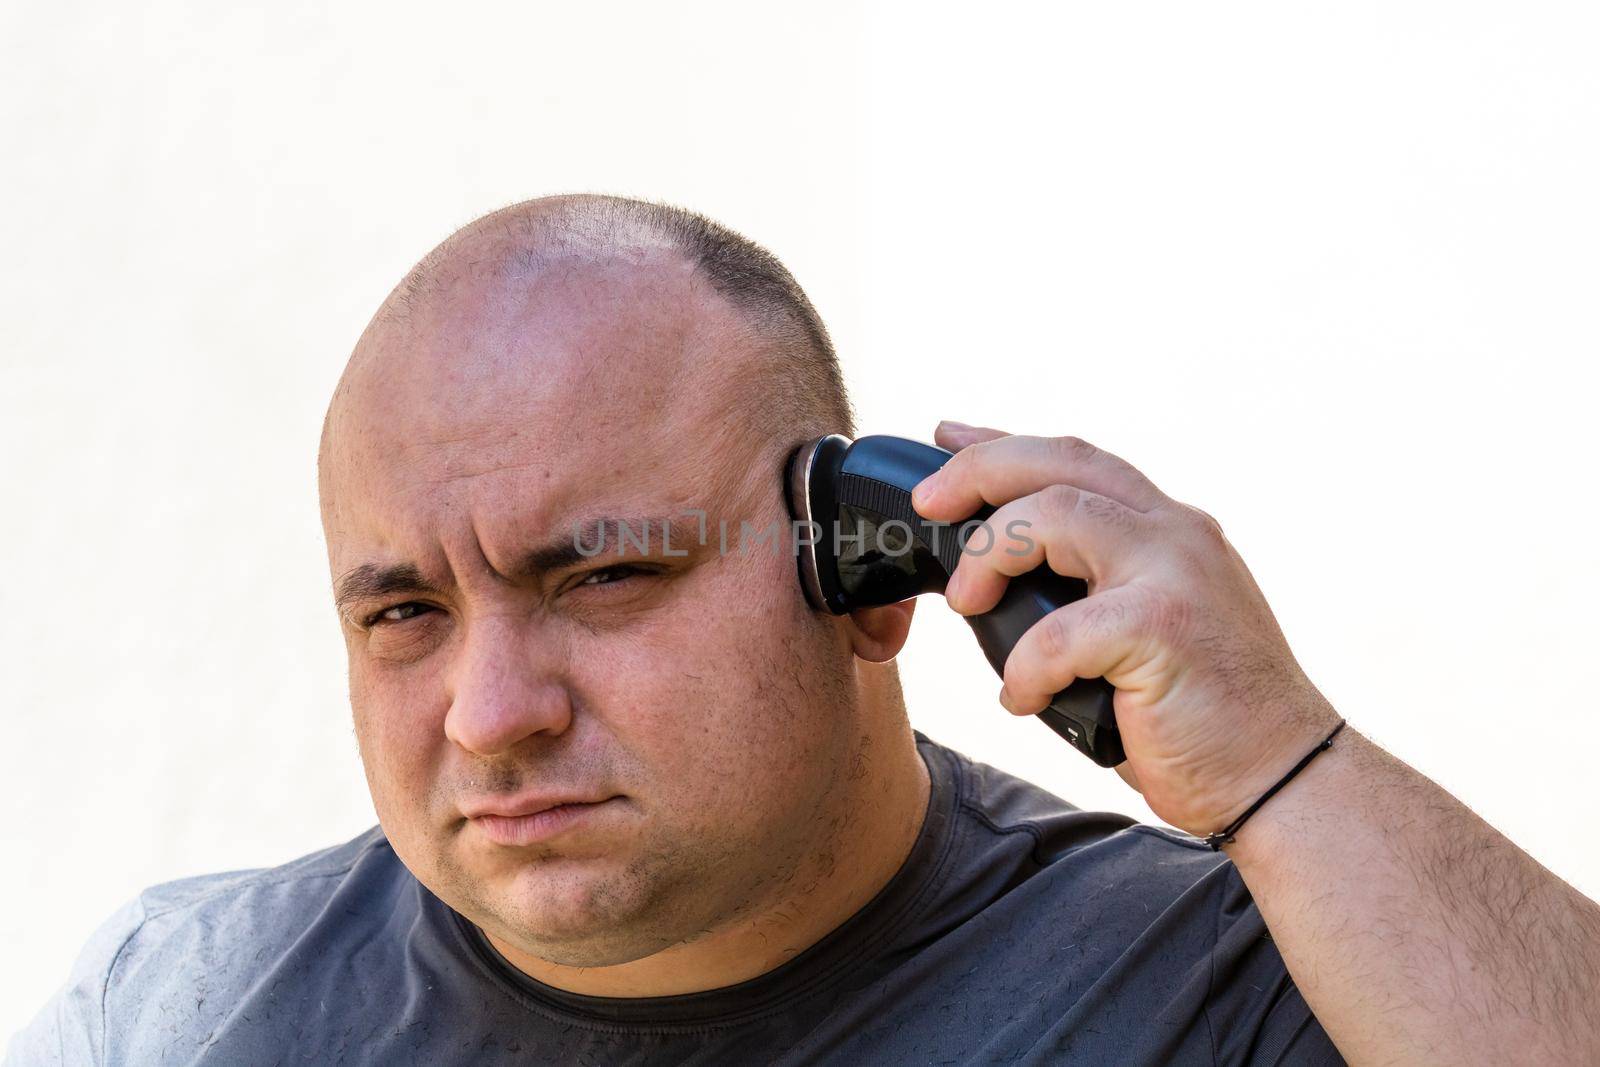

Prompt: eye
xmin=364 ymin=602 xmax=437 ymax=627
xmin=576 ymin=564 xmax=647 ymax=590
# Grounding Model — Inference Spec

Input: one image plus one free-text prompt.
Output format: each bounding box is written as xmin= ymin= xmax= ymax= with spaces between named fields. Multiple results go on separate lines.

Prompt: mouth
xmin=468 ymin=796 xmax=624 ymax=847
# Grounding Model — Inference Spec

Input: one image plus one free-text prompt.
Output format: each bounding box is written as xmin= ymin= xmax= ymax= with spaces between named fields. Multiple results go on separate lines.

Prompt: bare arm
xmin=1226 ymin=719 xmax=1600 ymax=1064
xmin=912 ymin=420 xmax=1600 ymax=1064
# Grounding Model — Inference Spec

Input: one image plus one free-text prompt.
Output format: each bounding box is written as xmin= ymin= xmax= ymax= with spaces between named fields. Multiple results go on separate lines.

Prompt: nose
xmin=443 ymin=614 xmax=574 ymax=756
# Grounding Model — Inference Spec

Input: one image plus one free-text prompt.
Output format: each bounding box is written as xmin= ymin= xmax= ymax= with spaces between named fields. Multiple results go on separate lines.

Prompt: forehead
xmin=321 ymin=253 xmax=771 ymax=562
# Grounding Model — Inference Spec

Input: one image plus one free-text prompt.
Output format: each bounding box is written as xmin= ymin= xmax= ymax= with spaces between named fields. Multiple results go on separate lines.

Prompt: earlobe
xmin=846 ymin=599 xmax=917 ymax=663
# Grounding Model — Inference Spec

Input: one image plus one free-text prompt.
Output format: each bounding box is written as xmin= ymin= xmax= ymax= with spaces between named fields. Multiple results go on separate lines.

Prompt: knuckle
xmin=1034 ymin=607 xmax=1073 ymax=663
xmin=1175 ymin=501 xmax=1227 ymax=542
xmin=967 ymin=437 xmax=1000 ymax=463
xmin=1194 ymin=504 xmax=1226 ymax=537
xmin=950 ymin=441 xmax=992 ymax=485
xmin=1081 ymin=492 xmax=1140 ymax=534
xmin=1078 ymin=595 xmax=1130 ymax=640
xmin=1138 ymin=585 xmax=1198 ymax=646
xmin=1039 ymin=482 xmax=1081 ymax=518
xmin=1051 ymin=435 xmax=1097 ymax=462
xmin=993 ymin=509 xmax=1035 ymax=563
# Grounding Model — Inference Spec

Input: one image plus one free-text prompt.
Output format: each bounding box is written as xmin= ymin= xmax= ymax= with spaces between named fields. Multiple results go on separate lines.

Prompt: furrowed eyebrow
xmin=333 ymin=515 xmax=699 ymax=619
xmin=333 ymin=562 xmax=441 ymax=621
xmin=519 ymin=515 xmax=699 ymax=575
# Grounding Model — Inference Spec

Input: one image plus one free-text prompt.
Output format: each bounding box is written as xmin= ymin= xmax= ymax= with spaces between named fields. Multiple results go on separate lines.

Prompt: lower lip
xmin=472 ymin=798 xmax=620 ymax=847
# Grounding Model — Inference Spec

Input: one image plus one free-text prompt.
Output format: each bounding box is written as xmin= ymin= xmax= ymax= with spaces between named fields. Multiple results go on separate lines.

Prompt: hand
xmin=910 ymin=420 xmax=1344 ymax=837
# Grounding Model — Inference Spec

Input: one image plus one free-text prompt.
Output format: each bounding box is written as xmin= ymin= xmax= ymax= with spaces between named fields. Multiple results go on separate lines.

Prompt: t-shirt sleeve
xmin=3 ymin=895 xmax=148 ymax=1067
xmin=1205 ymin=865 xmax=1346 ymax=1066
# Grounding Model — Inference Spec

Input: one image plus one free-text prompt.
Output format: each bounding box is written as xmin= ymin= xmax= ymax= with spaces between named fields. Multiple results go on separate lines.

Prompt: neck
xmin=487 ymin=661 xmax=931 ymax=998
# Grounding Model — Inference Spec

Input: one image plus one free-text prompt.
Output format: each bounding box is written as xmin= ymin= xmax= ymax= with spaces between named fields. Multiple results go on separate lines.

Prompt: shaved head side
xmin=349 ymin=193 xmax=856 ymax=451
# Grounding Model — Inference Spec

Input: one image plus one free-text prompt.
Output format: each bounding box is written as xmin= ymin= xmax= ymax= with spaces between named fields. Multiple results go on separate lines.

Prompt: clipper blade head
xmin=785 ymin=435 xmax=828 ymax=612
xmin=784 ymin=438 xmax=820 ymax=524
xmin=783 ymin=434 xmax=851 ymax=613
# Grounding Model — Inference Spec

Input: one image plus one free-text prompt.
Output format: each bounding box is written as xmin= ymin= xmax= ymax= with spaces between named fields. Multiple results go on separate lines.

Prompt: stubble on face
xmin=326 ymin=246 xmax=881 ymax=973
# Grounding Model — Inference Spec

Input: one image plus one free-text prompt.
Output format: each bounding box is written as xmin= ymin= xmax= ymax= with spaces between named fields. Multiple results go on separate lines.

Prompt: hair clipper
xmin=784 ymin=434 xmax=1125 ymax=767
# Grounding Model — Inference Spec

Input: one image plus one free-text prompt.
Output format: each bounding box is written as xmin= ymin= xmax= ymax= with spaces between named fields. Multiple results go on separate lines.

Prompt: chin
xmin=507 ymin=929 xmax=672 ymax=970
xmin=417 ymin=826 xmax=709 ymax=967
xmin=481 ymin=857 xmax=672 ymax=959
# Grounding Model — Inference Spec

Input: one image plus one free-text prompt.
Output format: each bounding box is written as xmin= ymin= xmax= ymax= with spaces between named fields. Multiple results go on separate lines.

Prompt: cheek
xmin=577 ymin=551 xmax=855 ymax=815
xmin=349 ymin=659 xmax=449 ymax=827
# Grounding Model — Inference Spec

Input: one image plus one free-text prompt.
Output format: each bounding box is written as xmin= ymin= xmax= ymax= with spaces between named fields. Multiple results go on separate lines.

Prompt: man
xmin=9 ymin=194 xmax=1599 ymax=1065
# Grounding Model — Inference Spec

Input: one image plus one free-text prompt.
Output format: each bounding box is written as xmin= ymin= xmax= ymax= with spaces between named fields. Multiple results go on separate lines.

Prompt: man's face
xmin=319 ymin=253 xmax=865 ymax=967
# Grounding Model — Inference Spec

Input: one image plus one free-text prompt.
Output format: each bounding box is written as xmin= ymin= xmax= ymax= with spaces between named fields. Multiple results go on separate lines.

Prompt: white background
xmin=3 ymin=0 xmax=1597 ymax=1043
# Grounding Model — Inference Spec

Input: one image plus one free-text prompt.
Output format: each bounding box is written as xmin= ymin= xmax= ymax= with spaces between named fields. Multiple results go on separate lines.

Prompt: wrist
xmin=1179 ymin=692 xmax=1345 ymax=837
xmin=1217 ymin=721 xmax=1367 ymax=866
xmin=1204 ymin=719 xmax=1345 ymax=850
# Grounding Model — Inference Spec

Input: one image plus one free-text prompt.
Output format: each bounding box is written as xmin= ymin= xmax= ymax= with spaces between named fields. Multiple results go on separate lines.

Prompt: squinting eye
xmin=577 ymin=564 xmax=647 ymax=590
xmin=367 ymin=602 xmax=436 ymax=627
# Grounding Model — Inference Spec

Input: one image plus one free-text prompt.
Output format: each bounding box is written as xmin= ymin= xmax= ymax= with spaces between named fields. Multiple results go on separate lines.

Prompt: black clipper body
xmin=785 ymin=434 xmax=1126 ymax=767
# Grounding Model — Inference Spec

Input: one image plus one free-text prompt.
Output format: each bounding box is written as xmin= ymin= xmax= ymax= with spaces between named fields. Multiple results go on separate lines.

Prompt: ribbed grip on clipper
xmin=836 ymin=472 xmax=969 ymax=576
xmin=835 ymin=471 xmax=1125 ymax=767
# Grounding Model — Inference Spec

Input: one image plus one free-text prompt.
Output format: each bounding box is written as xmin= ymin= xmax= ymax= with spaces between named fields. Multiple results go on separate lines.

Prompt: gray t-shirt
xmin=7 ymin=734 xmax=1344 ymax=1065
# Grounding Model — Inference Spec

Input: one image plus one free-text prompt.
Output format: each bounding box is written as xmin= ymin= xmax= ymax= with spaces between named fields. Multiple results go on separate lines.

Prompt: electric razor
xmin=785 ymin=434 xmax=1125 ymax=767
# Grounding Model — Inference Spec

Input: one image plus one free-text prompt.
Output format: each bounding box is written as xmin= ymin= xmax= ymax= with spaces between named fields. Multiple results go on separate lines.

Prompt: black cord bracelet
xmin=1204 ymin=720 xmax=1347 ymax=851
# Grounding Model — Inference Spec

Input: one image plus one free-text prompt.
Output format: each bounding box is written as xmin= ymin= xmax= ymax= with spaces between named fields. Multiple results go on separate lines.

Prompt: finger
xmin=913 ymin=434 xmax=1170 ymax=524
xmin=932 ymin=420 xmax=1011 ymax=452
xmin=944 ymin=483 xmax=1154 ymax=615
xmin=998 ymin=584 xmax=1153 ymax=715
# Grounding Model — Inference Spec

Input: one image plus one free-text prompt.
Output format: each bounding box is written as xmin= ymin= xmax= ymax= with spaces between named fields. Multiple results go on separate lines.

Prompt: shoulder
xmin=5 ymin=827 xmax=404 ymax=1067
xmin=131 ymin=825 xmax=391 ymax=923
xmin=105 ymin=826 xmax=404 ymax=1004
xmin=923 ymin=732 xmax=1223 ymax=874
xmin=917 ymin=734 xmax=1246 ymax=949
xmin=913 ymin=736 xmax=1343 ymax=1064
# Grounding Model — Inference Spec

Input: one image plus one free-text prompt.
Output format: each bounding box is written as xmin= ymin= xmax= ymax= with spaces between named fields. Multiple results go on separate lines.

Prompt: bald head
xmin=321 ymin=194 xmax=853 ymax=491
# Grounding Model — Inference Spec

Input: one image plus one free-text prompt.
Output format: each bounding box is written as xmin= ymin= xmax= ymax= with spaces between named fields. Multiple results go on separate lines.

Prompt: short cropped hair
xmin=389 ymin=193 xmax=858 ymax=444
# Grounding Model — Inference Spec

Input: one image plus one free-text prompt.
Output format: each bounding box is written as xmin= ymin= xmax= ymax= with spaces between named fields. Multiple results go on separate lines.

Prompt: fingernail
xmin=912 ymin=475 xmax=937 ymax=507
xmin=938 ymin=419 xmax=973 ymax=432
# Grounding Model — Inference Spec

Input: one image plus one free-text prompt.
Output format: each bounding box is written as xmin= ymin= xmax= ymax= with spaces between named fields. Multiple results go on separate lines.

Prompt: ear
xmin=844 ymin=598 xmax=917 ymax=663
